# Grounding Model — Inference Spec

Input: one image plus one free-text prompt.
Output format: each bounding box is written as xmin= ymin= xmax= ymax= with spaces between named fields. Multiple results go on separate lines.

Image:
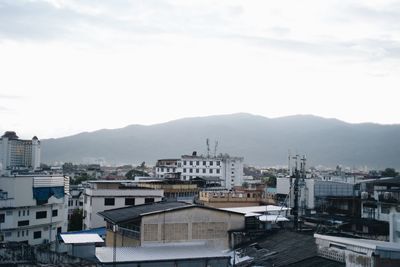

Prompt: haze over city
xmin=1 ymin=0 xmax=400 ymax=138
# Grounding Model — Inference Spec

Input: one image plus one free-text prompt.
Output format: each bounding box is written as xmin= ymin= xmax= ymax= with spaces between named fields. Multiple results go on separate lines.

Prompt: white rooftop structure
xmin=259 ymin=215 xmax=290 ymax=222
xmin=96 ymin=242 xmax=229 ymax=263
xmin=60 ymin=233 xmax=104 ymax=244
xmin=221 ymin=205 xmax=290 ymax=215
xmin=314 ymin=234 xmax=400 ymax=252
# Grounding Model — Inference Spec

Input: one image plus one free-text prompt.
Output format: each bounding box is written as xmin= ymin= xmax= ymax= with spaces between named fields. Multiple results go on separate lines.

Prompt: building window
xmin=203 ymin=161 xmax=206 ymax=166
xmin=57 ymin=227 xmax=62 ymax=234
xmin=203 ymin=169 xmax=206 ymax=173
xmin=189 ymin=169 xmax=193 ymax=173
xmin=196 ymin=169 xmax=199 ymax=173
xmin=104 ymin=198 xmax=115 ymax=206
xmin=210 ymin=161 xmax=213 ymax=166
xmin=18 ymin=220 xmax=29 ymax=226
xmin=196 ymin=161 xmax=199 ymax=165
xmin=36 ymin=211 xmax=47 ymax=219
xmin=33 ymin=231 xmax=41 ymax=239
xmin=210 ymin=169 xmax=213 ymax=174
xmin=125 ymin=198 xmax=135 ymax=206
xmin=23 ymin=210 xmax=25 ymax=216
xmin=161 ymin=167 xmax=164 ymax=172
xmin=0 ymin=214 xmax=4 ymax=223
xmin=189 ymin=161 xmax=193 ymax=166
xmin=183 ymin=168 xmax=186 ymax=173
xmin=27 ymin=210 xmax=29 ymax=216
xmin=216 ymin=169 xmax=220 ymax=174
xmin=18 ymin=210 xmax=21 ymax=217
xmin=145 ymin=198 xmax=154 ymax=204
xmin=216 ymin=161 xmax=220 ymax=166
xmin=52 ymin=209 xmax=58 ymax=217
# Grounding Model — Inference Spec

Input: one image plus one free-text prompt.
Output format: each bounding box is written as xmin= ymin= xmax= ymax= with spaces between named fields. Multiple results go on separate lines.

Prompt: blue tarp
xmin=33 ymin=186 xmax=65 ymax=202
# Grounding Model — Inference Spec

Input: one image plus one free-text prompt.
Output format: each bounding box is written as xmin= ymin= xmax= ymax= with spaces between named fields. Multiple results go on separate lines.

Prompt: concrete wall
xmin=105 ymin=230 xmax=140 ymax=247
xmin=83 ymin=188 xmax=164 ymax=229
xmin=141 ymin=207 xmax=244 ymax=249
xmin=0 ymin=243 xmax=95 ymax=266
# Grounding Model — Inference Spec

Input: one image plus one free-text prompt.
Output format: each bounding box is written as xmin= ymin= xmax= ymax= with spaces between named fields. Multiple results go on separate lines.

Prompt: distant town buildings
xmin=155 ymin=151 xmax=244 ymax=190
xmin=0 ymin=131 xmax=41 ymax=175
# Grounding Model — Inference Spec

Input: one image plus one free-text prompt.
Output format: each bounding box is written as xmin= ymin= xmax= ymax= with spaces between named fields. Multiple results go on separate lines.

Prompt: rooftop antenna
xmin=288 ymin=150 xmax=292 ymax=176
xmin=206 ymin=138 xmax=210 ymax=157
xmin=214 ymin=141 xmax=218 ymax=157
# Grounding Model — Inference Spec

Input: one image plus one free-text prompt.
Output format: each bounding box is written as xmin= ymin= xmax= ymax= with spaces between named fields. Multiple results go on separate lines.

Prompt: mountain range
xmin=41 ymin=113 xmax=400 ymax=169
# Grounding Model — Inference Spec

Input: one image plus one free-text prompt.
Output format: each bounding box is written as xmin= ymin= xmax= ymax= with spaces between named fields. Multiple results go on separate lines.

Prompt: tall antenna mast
xmin=206 ymin=138 xmax=210 ymax=157
xmin=214 ymin=141 xmax=218 ymax=157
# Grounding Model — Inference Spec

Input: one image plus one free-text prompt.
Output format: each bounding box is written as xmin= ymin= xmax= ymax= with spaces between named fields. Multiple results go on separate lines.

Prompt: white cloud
xmin=0 ymin=0 xmax=399 ymax=138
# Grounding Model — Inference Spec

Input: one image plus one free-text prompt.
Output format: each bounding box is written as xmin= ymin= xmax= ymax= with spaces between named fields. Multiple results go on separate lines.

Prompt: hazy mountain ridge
xmin=41 ymin=113 xmax=400 ymax=168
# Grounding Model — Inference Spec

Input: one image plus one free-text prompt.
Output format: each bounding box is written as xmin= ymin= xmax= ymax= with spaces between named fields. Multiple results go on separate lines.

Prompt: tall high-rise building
xmin=0 ymin=131 xmax=41 ymax=175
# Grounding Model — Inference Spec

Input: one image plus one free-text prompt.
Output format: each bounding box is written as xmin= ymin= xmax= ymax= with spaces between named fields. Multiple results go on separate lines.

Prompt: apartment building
xmin=0 ymin=131 xmax=41 ymax=175
xmin=0 ymin=175 xmax=69 ymax=245
xmin=155 ymin=152 xmax=244 ymax=190
xmin=82 ymin=180 xmax=164 ymax=229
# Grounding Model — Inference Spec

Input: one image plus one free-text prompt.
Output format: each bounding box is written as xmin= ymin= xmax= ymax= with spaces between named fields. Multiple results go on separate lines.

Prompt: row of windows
xmin=157 ymin=167 xmax=176 ymax=172
xmin=18 ymin=210 xmax=29 ymax=217
xmin=68 ymin=200 xmax=83 ymax=207
xmin=104 ymin=197 xmax=154 ymax=206
xmin=183 ymin=160 xmax=220 ymax=166
xmin=183 ymin=168 xmax=220 ymax=174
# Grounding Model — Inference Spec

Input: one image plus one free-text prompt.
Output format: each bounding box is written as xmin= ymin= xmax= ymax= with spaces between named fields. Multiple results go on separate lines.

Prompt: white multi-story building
xmin=0 ymin=175 xmax=69 ymax=245
xmin=82 ymin=180 xmax=164 ymax=229
xmin=155 ymin=152 xmax=244 ymax=190
xmin=0 ymin=131 xmax=41 ymax=175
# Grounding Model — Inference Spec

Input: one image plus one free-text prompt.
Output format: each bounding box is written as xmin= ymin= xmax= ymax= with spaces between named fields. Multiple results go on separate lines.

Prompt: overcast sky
xmin=1 ymin=0 xmax=399 ymax=139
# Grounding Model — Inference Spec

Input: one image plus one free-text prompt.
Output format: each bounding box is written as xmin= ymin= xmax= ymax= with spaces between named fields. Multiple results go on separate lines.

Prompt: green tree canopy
xmin=381 ymin=168 xmax=399 ymax=177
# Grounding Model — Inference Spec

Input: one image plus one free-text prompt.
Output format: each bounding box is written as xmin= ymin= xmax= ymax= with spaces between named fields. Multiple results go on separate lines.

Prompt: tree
xmin=266 ymin=175 xmax=277 ymax=187
xmin=71 ymin=173 xmax=91 ymax=185
xmin=125 ymin=169 xmax=149 ymax=180
xmin=381 ymin=168 xmax=399 ymax=177
xmin=242 ymin=182 xmax=249 ymax=189
xmin=68 ymin=209 xmax=83 ymax=231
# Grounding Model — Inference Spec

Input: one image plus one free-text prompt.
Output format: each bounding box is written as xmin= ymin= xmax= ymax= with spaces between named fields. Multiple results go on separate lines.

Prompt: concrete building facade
xmin=82 ymin=180 xmax=164 ymax=229
xmin=99 ymin=201 xmax=245 ymax=250
xmin=0 ymin=175 xmax=69 ymax=245
xmin=0 ymin=131 xmax=41 ymax=175
xmin=155 ymin=152 xmax=244 ymax=190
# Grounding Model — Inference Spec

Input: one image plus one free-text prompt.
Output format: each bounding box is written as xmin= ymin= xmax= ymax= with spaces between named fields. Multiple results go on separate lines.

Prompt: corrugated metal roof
xmin=99 ymin=201 xmax=245 ymax=224
xmin=96 ymin=243 xmax=229 ymax=263
xmin=98 ymin=201 xmax=191 ymax=224
xmin=221 ymin=205 xmax=290 ymax=215
xmin=60 ymin=233 xmax=104 ymax=244
xmin=258 ymin=215 xmax=289 ymax=222
xmin=314 ymin=234 xmax=400 ymax=252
